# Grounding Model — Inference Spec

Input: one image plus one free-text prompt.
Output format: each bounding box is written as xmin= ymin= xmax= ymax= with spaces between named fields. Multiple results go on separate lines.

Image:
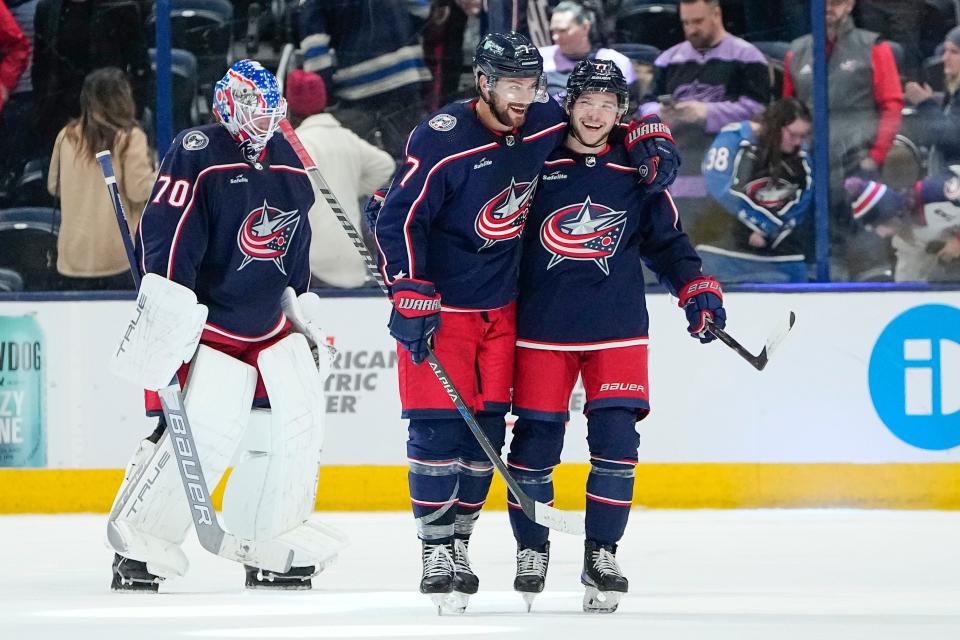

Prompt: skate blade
xmin=582 ymin=586 xmax=621 ymax=613
xmin=442 ymin=591 xmax=470 ymax=614
xmin=428 ymin=593 xmax=448 ymax=615
xmin=521 ymin=592 xmax=538 ymax=612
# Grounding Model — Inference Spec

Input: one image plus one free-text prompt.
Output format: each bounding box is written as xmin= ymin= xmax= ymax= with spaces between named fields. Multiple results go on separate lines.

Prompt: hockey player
xmin=107 ymin=60 xmax=339 ymax=592
xmin=507 ymin=60 xmax=725 ymax=612
xmin=845 ymin=172 xmax=960 ymax=281
xmin=373 ymin=31 xmax=681 ymax=612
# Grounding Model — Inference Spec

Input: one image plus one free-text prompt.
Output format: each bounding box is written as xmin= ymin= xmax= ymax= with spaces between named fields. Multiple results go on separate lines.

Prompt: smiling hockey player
xmin=507 ymin=60 xmax=726 ymax=613
xmin=106 ymin=60 xmax=341 ymax=593
xmin=373 ymin=32 xmax=682 ymax=613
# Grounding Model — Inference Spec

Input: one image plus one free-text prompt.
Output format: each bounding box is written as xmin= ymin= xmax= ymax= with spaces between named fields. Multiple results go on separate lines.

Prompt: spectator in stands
xmin=538 ymin=0 xmax=635 ymax=97
xmin=286 ymin=70 xmax=396 ymax=289
xmin=642 ymin=0 xmax=770 ymax=135
xmin=0 ymin=0 xmax=30 ymax=197
xmin=696 ymin=98 xmax=813 ymax=283
xmin=299 ymin=0 xmax=431 ymax=160
xmin=904 ymin=26 xmax=960 ymax=173
xmin=783 ymin=0 xmax=902 ymax=186
xmin=32 ymin=0 xmax=152 ymax=151
xmin=0 ymin=0 xmax=28 ymax=115
xmin=47 ymin=68 xmax=154 ymax=290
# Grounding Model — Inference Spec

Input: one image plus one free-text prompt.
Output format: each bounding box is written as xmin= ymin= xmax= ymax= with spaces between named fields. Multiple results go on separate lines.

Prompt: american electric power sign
xmin=869 ymin=304 xmax=960 ymax=450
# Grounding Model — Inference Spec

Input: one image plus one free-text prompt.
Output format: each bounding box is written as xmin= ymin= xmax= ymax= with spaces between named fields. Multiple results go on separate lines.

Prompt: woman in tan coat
xmin=48 ymin=67 xmax=155 ymax=290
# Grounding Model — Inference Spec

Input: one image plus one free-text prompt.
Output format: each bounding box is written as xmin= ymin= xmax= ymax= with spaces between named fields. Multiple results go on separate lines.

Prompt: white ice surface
xmin=1 ymin=510 xmax=959 ymax=639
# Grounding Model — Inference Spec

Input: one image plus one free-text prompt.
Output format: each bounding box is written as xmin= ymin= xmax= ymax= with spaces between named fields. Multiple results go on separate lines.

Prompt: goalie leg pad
xmin=108 ymin=345 xmax=257 ymax=576
xmin=223 ymin=333 xmax=326 ymax=547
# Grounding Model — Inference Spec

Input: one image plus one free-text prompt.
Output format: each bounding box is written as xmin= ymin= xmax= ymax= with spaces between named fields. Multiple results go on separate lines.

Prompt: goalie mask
xmin=474 ymin=31 xmax=548 ymax=105
xmin=213 ymin=60 xmax=287 ymax=152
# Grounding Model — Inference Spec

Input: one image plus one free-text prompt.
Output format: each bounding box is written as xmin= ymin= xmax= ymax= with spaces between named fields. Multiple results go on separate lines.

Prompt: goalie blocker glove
xmin=389 ymin=278 xmax=441 ymax=364
xmin=678 ymin=276 xmax=725 ymax=343
xmin=625 ymin=115 xmax=680 ymax=192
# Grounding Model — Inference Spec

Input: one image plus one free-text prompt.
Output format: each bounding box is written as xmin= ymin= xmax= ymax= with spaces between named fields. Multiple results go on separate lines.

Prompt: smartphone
xmin=658 ymin=94 xmax=675 ymax=107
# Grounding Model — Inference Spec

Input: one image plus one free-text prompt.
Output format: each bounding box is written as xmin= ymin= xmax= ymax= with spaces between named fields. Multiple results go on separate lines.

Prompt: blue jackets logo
xmin=475 ymin=177 xmax=537 ymax=249
xmin=868 ymin=304 xmax=960 ymax=450
xmin=539 ymin=197 xmax=627 ymax=275
xmin=236 ymin=200 xmax=301 ymax=274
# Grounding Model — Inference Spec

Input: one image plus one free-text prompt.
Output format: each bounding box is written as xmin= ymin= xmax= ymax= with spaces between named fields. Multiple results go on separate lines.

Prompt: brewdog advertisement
xmin=0 ymin=315 xmax=45 ymax=467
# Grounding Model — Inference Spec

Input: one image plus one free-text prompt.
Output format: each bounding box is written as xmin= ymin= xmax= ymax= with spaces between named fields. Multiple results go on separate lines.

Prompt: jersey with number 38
xmin=135 ymin=124 xmax=314 ymax=341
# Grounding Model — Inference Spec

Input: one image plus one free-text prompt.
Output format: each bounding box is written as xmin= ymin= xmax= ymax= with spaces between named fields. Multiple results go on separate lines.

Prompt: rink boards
xmin=0 ymin=290 xmax=958 ymax=511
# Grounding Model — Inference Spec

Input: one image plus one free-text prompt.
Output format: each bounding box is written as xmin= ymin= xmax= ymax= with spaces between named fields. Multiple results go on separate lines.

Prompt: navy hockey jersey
xmin=136 ymin=124 xmax=314 ymax=340
xmin=517 ymin=144 xmax=703 ymax=347
xmin=374 ymin=98 xmax=568 ymax=310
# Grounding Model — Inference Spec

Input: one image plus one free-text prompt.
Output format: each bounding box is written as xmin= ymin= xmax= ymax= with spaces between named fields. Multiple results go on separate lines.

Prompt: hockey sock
xmin=455 ymin=412 xmax=505 ymax=540
xmin=507 ymin=417 xmax=564 ymax=549
xmin=585 ymin=408 xmax=639 ymax=545
xmin=407 ymin=418 xmax=463 ymax=543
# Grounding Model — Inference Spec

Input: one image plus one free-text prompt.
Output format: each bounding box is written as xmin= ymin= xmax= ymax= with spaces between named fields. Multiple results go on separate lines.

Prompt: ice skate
xmin=419 ymin=541 xmax=455 ymax=614
xmin=110 ymin=553 xmax=162 ymax=593
xmin=513 ymin=542 xmax=550 ymax=612
xmin=581 ymin=540 xmax=628 ymax=613
xmin=244 ymin=564 xmax=317 ymax=590
xmin=444 ymin=538 xmax=477 ymax=614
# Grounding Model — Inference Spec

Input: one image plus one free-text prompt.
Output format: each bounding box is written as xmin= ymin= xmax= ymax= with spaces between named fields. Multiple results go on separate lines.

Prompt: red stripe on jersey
xmin=606 ymin=163 xmax=638 ymax=173
xmin=544 ymin=158 xmax=576 ymax=166
xmin=387 ymin=142 xmax=500 ymax=284
xmin=522 ymin=122 xmax=566 ymax=143
xmin=586 ymin=492 xmax=633 ymax=506
xmin=204 ymin=314 xmax=288 ymax=343
xmin=166 ymin=162 xmax=249 ymax=279
xmin=665 ymin=190 xmax=680 ymax=229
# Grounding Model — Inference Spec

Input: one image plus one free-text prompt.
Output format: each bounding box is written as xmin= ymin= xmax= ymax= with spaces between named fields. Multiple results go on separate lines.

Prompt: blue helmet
xmin=474 ymin=32 xmax=547 ymax=103
xmin=564 ymin=59 xmax=629 ymax=115
xmin=212 ymin=59 xmax=287 ymax=149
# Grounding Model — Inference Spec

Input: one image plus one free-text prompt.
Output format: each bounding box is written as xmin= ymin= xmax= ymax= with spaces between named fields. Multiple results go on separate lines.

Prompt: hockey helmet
xmin=474 ymin=32 xmax=548 ymax=103
xmin=564 ymin=59 xmax=629 ymax=116
xmin=213 ymin=59 xmax=287 ymax=149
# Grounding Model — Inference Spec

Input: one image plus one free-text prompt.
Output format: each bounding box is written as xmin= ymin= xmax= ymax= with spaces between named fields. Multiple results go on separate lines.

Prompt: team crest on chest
xmin=475 ymin=177 xmax=537 ymax=249
xmin=236 ymin=200 xmax=301 ymax=274
xmin=540 ymin=197 xmax=627 ymax=275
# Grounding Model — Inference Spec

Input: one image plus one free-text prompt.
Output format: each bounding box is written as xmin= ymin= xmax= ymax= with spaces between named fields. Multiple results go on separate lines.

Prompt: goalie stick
xmin=96 ymin=150 xmax=294 ymax=573
xmin=278 ymin=120 xmax=584 ymax=536
xmin=709 ymin=312 xmax=796 ymax=371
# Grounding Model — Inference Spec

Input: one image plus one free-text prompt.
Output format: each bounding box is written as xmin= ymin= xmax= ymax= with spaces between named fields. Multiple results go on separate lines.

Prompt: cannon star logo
xmin=540 ymin=197 xmax=627 ymax=275
xmin=236 ymin=200 xmax=301 ymax=274
xmin=475 ymin=177 xmax=538 ymax=249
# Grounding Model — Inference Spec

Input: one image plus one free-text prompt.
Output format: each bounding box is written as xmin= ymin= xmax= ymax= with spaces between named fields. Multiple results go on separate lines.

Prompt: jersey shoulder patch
xmin=182 ymin=130 xmax=209 ymax=151
xmin=428 ymin=113 xmax=458 ymax=131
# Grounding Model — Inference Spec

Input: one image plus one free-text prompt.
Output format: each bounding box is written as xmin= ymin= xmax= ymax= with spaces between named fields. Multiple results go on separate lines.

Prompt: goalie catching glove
xmin=109 ymin=273 xmax=208 ymax=390
xmin=678 ymin=276 xmax=726 ymax=344
xmin=388 ymin=278 xmax=441 ymax=365
xmin=626 ymin=115 xmax=680 ymax=192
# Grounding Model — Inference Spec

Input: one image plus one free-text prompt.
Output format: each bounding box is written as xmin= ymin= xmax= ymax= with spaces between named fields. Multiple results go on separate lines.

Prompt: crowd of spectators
xmin=0 ymin=0 xmax=959 ymax=290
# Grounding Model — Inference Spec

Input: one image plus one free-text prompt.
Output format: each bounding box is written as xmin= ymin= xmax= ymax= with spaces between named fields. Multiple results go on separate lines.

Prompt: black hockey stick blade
xmin=709 ymin=312 xmax=796 ymax=371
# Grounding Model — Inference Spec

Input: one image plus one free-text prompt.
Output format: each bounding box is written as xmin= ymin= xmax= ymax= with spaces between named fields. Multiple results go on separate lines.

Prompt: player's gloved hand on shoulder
xmin=678 ymin=276 xmax=726 ymax=344
xmin=389 ymin=278 xmax=441 ymax=364
xmin=626 ymin=115 xmax=680 ymax=192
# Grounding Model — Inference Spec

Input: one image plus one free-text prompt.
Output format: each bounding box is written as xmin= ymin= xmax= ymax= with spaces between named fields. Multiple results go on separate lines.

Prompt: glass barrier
xmin=1 ymin=0 xmax=958 ymax=291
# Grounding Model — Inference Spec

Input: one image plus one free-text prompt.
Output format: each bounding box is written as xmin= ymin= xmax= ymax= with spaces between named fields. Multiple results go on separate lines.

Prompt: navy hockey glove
xmin=363 ymin=189 xmax=387 ymax=232
xmin=625 ymin=115 xmax=680 ymax=192
xmin=678 ymin=277 xmax=726 ymax=344
xmin=389 ymin=279 xmax=441 ymax=364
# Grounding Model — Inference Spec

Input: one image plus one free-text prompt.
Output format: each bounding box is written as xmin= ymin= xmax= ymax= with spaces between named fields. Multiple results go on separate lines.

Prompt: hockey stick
xmin=278 ymin=120 xmax=584 ymax=536
xmin=96 ymin=150 xmax=294 ymax=572
xmin=708 ymin=312 xmax=796 ymax=371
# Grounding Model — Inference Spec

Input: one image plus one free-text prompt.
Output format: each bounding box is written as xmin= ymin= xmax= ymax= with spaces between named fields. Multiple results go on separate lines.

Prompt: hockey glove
xmin=678 ymin=276 xmax=726 ymax=344
xmin=626 ymin=115 xmax=680 ymax=193
xmin=389 ymin=278 xmax=441 ymax=364
xmin=363 ymin=188 xmax=387 ymax=232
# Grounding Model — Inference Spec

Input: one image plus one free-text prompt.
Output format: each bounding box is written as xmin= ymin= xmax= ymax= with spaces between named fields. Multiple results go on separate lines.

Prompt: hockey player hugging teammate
xmin=509 ymin=60 xmax=727 ymax=612
xmin=106 ymin=60 xmax=343 ymax=592
xmin=373 ymin=32 xmax=682 ymax=613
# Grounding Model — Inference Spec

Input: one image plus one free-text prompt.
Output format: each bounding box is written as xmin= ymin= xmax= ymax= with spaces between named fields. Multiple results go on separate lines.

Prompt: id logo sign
xmin=868 ymin=304 xmax=960 ymax=450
